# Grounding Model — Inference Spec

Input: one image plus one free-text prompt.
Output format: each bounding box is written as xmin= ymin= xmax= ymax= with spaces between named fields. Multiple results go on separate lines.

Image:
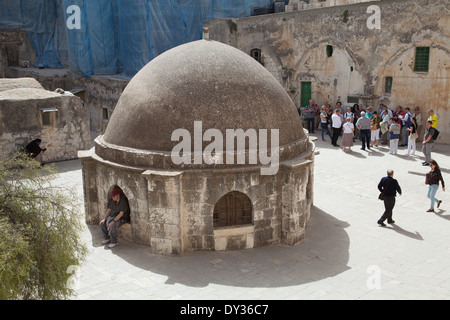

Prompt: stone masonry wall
xmin=144 ymin=170 xmax=183 ymax=255
xmin=4 ymin=67 xmax=129 ymax=132
xmin=0 ymin=91 xmax=91 ymax=162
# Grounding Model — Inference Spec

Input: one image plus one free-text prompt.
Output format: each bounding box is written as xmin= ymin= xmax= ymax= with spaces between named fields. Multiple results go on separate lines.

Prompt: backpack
xmin=432 ymin=128 xmax=439 ymax=140
xmin=405 ymin=112 xmax=412 ymax=127
xmin=391 ymin=123 xmax=401 ymax=135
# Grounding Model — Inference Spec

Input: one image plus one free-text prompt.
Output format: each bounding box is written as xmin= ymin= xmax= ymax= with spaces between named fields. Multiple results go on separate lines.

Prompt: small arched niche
xmin=213 ymin=191 xmax=253 ymax=228
xmin=213 ymin=191 xmax=254 ymax=251
xmin=326 ymin=45 xmax=333 ymax=57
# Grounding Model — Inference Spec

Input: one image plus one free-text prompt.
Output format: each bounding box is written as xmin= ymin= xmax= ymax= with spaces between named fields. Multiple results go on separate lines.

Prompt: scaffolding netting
xmin=0 ymin=0 xmax=278 ymax=77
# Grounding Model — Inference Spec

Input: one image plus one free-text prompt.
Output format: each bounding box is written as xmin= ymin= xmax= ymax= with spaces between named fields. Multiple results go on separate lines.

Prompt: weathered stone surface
xmin=79 ymin=40 xmax=315 ymax=255
xmin=0 ymin=77 xmax=43 ymax=91
xmin=4 ymin=66 xmax=129 ymax=132
xmin=102 ymin=39 xmax=305 ymax=163
xmin=0 ymin=78 xmax=91 ymax=162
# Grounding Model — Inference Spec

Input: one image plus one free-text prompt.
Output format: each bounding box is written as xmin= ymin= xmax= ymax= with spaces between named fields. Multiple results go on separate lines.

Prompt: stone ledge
xmin=118 ymin=223 xmax=132 ymax=242
xmin=214 ymin=225 xmax=254 ymax=251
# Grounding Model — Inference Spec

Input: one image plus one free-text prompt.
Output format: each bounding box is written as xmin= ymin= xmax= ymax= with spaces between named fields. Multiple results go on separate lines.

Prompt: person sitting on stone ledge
xmin=100 ymin=189 xmax=130 ymax=248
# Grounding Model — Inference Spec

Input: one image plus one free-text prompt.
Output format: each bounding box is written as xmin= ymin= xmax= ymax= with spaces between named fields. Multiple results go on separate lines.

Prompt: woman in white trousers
xmin=405 ymin=117 xmax=418 ymax=156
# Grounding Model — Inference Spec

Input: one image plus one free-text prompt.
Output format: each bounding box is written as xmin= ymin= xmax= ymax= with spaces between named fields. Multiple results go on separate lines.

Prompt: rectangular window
xmin=385 ymin=77 xmax=393 ymax=93
xmin=42 ymin=112 xmax=51 ymax=125
xmin=40 ymin=107 xmax=58 ymax=126
xmin=347 ymin=96 xmax=359 ymax=104
xmin=102 ymin=107 xmax=109 ymax=121
xmin=250 ymin=49 xmax=262 ymax=64
xmin=414 ymin=47 xmax=430 ymax=72
xmin=326 ymin=45 xmax=333 ymax=57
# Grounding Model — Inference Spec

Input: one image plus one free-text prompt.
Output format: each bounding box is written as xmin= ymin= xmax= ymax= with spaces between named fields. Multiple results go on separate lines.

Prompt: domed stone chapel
xmin=79 ymin=39 xmax=315 ymax=255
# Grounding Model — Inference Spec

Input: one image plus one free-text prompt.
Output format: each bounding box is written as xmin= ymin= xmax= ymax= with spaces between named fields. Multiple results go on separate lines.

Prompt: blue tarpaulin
xmin=0 ymin=0 xmax=276 ymax=77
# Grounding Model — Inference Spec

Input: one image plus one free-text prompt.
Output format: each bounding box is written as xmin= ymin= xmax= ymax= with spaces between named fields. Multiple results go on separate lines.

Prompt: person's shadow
xmin=384 ymin=223 xmax=424 ymax=240
xmin=433 ymin=209 xmax=449 ymax=221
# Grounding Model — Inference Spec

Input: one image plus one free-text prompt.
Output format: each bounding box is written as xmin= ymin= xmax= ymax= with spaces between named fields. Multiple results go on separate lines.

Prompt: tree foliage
xmin=0 ymin=156 xmax=87 ymax=300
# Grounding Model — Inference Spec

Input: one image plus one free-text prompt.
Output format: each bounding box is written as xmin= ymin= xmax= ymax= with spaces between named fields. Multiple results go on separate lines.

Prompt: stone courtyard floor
xmin=51 ymin=133 xmax=450 ymax=301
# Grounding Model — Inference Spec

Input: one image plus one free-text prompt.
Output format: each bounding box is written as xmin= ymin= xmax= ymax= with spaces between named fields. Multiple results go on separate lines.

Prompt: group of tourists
xmin=314 ymin=102 xmax=383 ymax=151
xmin=302 ymin=100 xmax=445 ymax=227
xmin=304 ymin=101 xmax=440 ymax=166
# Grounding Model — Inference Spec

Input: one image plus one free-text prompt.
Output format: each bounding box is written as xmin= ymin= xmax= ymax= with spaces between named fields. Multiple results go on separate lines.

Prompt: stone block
xmin=214 ymin=236 xmax=227 ymax=251
xmin=164 ymin=224 xmax=180 ymax=239
xmin=226 ymin=235 xmax=247 ymax=250
xmin=118 ymin=223 xmax=132 ymax=242
xmin=151 ymin=238 xmax=173 ymax=255
xmin=282 ymin=229 xmax=305 ymax=246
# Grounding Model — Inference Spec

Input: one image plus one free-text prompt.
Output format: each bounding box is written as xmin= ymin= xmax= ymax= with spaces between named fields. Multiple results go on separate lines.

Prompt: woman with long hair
xmin=320 ymin=106 xmax=332 ymax=141
xmin=426 ymin=160 xmax=445 ymax=212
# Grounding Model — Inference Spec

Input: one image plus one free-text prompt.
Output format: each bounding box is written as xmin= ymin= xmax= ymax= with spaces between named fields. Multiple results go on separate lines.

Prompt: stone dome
xmin=97 ymin=40 xmax=306 ymax=169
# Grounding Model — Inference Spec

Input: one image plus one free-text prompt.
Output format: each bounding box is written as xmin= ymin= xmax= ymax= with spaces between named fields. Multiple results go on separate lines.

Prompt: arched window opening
xmin=250 ymin=48 xmax=262 ymax=64
xmin=385 ymin=76 xmax=393 ymax=93
xmin=326 ymin=45 xmax=333 ymax=57
xmin=213 ymin=191 xmax=252 ymax=228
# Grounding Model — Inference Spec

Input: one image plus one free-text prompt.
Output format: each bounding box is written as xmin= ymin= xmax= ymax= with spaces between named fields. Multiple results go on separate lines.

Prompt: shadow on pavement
xmin=86 ymin=206 xmax=351 ymax=288
xmin=433 ymin=210 xmax=449 ymax=221
xmin=50 ymin=159 xmax=82 ymax=174
xmin=383 ymin=224 xmax=424 ymax=240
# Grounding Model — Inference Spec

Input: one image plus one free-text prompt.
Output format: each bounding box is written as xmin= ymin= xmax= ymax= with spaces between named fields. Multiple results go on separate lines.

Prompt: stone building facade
xmin=0 ymin=30 xmax=35 ymax=78
xmin=4 ymin=67 xmax=129 ymax=134
xmin=0 ymin=77 xmax=91 ymax=163
xmin=0 ymin=28 xmax=127 ymax=133
xmin=205 ymin=0 xmax=450 ymax=143
xmin=79 ymin=40 xmax=315 ymax=255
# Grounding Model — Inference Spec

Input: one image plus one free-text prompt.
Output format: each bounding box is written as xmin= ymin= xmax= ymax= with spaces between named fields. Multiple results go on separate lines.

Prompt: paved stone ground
xmin=50 ymin=133 xmax=450 ymax=300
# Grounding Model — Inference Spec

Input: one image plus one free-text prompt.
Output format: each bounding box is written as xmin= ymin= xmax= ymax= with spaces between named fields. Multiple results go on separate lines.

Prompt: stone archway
xmin=293 ymin=41 xmax=365 ymax=106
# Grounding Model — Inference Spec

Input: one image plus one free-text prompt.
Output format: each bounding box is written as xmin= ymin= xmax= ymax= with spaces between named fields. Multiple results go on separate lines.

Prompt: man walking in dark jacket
xmin=377 ymin=169 xmax=402 ymax=226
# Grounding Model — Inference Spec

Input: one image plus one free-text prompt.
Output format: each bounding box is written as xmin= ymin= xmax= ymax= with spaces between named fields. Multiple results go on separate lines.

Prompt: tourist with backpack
xmin=400 ymin=107 xmax=413 ymax=146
